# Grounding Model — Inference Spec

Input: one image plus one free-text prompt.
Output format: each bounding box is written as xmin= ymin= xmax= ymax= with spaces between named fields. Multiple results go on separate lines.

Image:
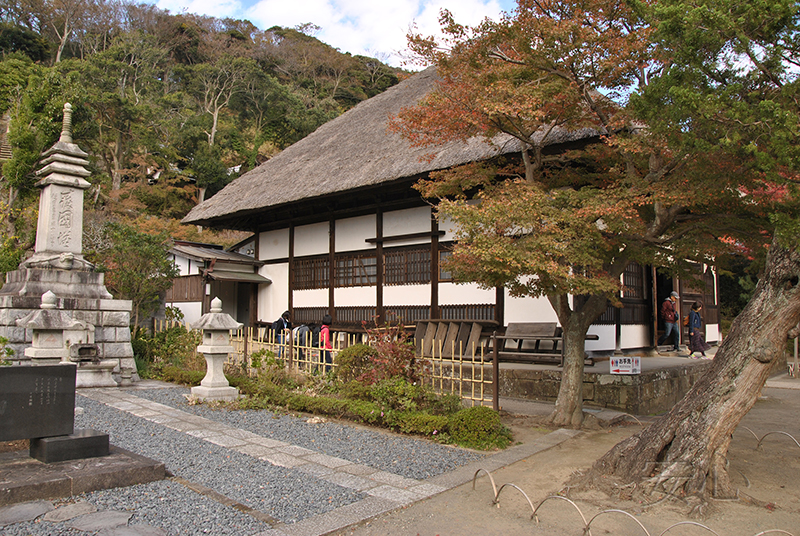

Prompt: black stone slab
xmin=30 ymin=429 xmax=109 ymax=463
xmin=0 ymin=446 xmax=165 ymax=506
xmin=0 ymin=364 xmax=76 ymax=442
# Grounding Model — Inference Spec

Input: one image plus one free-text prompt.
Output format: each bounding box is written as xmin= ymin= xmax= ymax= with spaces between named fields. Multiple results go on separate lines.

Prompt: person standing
xmin=273 ymin=310 xmax=291 ymax=357
xmin=320 ymin=314 xmax=333 ymax=373
xmin=687 ymin=301 xmax=712 ymax=358
xmin=657 ymin=291 xmax=681 ymax=352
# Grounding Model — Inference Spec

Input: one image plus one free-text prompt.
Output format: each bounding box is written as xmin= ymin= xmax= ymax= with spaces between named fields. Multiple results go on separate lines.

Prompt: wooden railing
xmin=151 ymin=322 xmax=492 ymax=408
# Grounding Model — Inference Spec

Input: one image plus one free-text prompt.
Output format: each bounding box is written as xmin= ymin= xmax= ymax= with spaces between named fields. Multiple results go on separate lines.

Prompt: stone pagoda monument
xmin=0 ymin=103 xmax=135 ymax=385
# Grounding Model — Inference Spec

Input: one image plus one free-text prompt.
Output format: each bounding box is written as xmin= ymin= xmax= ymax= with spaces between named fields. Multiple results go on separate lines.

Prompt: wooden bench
xmin=495 ymin=322 xmax=596 ymax=366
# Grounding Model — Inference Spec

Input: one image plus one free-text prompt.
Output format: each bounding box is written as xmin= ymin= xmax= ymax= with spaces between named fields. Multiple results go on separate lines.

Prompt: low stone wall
xmin=498 ymin=362 xmax=711 ymax=415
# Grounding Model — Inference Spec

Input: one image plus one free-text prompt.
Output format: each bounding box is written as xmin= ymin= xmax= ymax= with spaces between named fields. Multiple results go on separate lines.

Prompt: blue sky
xmin=153 ymin=0 xmax=517 ymax=67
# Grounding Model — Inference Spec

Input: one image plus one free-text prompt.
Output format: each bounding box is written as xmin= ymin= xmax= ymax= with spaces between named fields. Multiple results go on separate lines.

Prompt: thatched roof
xmin=183 ymin=68 xmax=599 ymax=230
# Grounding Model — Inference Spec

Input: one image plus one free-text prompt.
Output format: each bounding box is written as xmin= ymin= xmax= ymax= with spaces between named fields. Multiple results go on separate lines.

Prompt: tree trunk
xmin=548 ymin=292 xmax=611 ymax=427
xmin=587 ymin=240 xmax=800 ymax=500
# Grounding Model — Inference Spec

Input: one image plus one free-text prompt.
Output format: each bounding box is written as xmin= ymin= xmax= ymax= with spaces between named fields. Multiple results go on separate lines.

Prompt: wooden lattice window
xmin=439 ymin=250 xmax=453 ymax=281
xmin=335 ymin=253 xmax=377 ymax=287
xmin=384 ymin=247 xmax=431 ymax=285
xmin=294 ymin=257 xmax=330 ymax=290
xmin=622 ymin=262 xmax=645 ymax=299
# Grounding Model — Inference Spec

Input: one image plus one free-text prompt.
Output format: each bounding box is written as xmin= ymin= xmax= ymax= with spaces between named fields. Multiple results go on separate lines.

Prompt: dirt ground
xmin=334 ymin=386 xmax=800 ymax=536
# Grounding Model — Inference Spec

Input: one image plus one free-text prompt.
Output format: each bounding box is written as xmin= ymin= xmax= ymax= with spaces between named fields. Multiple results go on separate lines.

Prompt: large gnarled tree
xmin=583 ymin=0 xmax=800 ymax=502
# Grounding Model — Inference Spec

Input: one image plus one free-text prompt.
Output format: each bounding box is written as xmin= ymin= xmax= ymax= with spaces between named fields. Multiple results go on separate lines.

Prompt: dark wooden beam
xmin=365 ymin=231 xmax=445 ymax=244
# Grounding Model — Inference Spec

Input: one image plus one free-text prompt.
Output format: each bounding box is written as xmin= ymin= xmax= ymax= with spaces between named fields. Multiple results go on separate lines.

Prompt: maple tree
xmin=395 ymin=0 xmax=800 ymax=502
xmin=394 ymin=0 xmax=768 ymax=427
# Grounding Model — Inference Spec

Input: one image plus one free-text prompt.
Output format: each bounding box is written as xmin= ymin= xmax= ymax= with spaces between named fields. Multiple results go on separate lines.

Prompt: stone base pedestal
xmin=190 ymin=385 xmax=239 ymax=402
xmin=0 ymin=267 xmax=136 ymax=383
xmin=30 ymin=429 xmax=109 ymax=463
xmin=75 ymin=360 xmax=118 ymax=388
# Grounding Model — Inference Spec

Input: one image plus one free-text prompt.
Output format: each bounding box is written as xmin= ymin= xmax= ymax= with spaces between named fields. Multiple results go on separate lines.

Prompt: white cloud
xmin=153 ymin=0 xmax=512 ymax=67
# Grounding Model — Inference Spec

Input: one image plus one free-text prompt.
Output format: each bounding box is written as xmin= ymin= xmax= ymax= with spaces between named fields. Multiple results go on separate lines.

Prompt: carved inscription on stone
xmin=0 ymin=364 xmax=76 ymax=441
xmin=57 ymin=190 xmax=74 ymax=248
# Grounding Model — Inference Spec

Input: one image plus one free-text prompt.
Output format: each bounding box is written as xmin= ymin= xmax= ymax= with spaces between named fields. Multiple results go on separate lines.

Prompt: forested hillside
xmin=0 ymin=0 xmax=403 ymax=264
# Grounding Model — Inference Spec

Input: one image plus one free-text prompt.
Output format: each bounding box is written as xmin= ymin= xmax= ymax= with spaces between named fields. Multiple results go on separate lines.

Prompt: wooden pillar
xmin=376 ymin=207 xmax=384 ymax=325
xmin=430 ymin=207 xmax=439 ymax=319
xmin=253 ymin=230 xmax=260 ymax=325
xmin=651 ymin=265 xmax=659 ymax=348
xmin=495 ymin=287 xmax=504 ymax=326
xmin=288 ymin=224 xmax=294 ymax=323
xmin=329 ymin=217 xmax=335 ymax=321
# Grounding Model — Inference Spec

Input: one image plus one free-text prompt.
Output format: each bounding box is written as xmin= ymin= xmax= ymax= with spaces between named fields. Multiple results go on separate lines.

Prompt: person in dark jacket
xmin=687 ymin=301 xmax=712 ymax=358
xmin=273 ymin=310 xmax=291 ymax=357
xmin=657 ymin=291 xmax=681 ymax=352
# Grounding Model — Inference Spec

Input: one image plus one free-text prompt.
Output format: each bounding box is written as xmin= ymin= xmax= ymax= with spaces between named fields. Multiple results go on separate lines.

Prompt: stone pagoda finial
xmin=21 ymin=102 xmax=97 ymax=272
xmin=60 ymin=103 xmax=73 ymax=144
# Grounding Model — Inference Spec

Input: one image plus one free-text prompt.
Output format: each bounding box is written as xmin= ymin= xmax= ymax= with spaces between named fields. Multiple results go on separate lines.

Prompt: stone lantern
xmin=191 ymin=297 xmax=242 ymax=402
xmin=16 ymin=291 xmax=117 ymax=387
xmin=16 ymin=291 xmax=92 ymax=366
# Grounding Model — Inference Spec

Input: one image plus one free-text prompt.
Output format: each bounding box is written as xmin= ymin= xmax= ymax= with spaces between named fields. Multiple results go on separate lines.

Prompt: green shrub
xmin=335 ymin=344 xmax=378 ymax=382
xmin=338 ymin=380 xmax=372 ymax=401
xmin=448 ymin=406 xmax=512 ymax=450
xmin=133 ymin=307 xmax=202 ymax=379
xmin=344 ymin=399 xmax=383 ymax=424
xmin=158 ymin=366 xmax=205 ymax=386
xmin=388 ymin=411 xmax=448 ymax=435
xmin=369 ymin=377 xmax=461 ymax=414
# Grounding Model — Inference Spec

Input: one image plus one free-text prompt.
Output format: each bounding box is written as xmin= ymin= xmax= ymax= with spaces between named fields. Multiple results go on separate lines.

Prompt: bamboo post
xmin=492 ymin=331 xmax=499 ymax=412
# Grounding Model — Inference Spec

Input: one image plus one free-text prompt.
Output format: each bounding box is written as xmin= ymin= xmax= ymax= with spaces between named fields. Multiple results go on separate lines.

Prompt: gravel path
xmin=73 ymin=395 xmax=365 ymax=524
xmin=130 ymin=387 xmax=484 ymax=480
xmin=3 ymin=386 xmax=489 ymax=536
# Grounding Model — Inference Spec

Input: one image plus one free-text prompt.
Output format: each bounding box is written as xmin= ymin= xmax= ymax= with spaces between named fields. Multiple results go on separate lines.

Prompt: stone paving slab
xmin=0 ymin=499 xmax=54 ymax=526
xmin=42 ymin=500 xmax=96 ymax=522
xmin=67 ymin=510 xmax=132 ymax=531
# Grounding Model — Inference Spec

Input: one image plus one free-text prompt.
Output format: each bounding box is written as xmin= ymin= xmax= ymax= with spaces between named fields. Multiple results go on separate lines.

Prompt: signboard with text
xmin=610 ymin=356 xmax=641 ymax=375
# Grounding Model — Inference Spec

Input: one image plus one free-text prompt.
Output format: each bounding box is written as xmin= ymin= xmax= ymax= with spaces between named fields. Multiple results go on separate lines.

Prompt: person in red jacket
xmin=657 ymin=291 xmax=681 ymax=352
xmin=320 ymin=314 xmax=333 ymax=372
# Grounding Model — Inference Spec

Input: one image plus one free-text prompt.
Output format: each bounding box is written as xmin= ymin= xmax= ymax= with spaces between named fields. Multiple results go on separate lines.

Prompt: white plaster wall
xmin=335 ymin=287 xmax=377 ymax=307
xmin=384 ymin=285 xmax=430 ymax=306
xmin=620 ymin=325 xmax=650 ymax=350
xmin=438 ymin=282 xmax=495 ymax=305
xmin=173 ymin=302 xmax=203 ymax=325
xmin=258 ymin=263 xmax=289 ymax=321
xmin=259 ymin=229 xmax=290 ymax=260
xmin=384 ymin=206 xmax=431 ymax=237
xmin=293 ymin=289 xmax=329 ymax=308
xmin=439 ymin=213 xmax=458 ymax=241
xmin=504 ymin=293 xmax=559 ymax=324
xmin=171 ymin=255 xmax=191 ymax=276
xmin=336 ymin=215 xmax=376 ymax=252
xmin=586 ymin=325 xmax=615 ymax=352
xmin=295 ymin=222 xmax=330 ymax=257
